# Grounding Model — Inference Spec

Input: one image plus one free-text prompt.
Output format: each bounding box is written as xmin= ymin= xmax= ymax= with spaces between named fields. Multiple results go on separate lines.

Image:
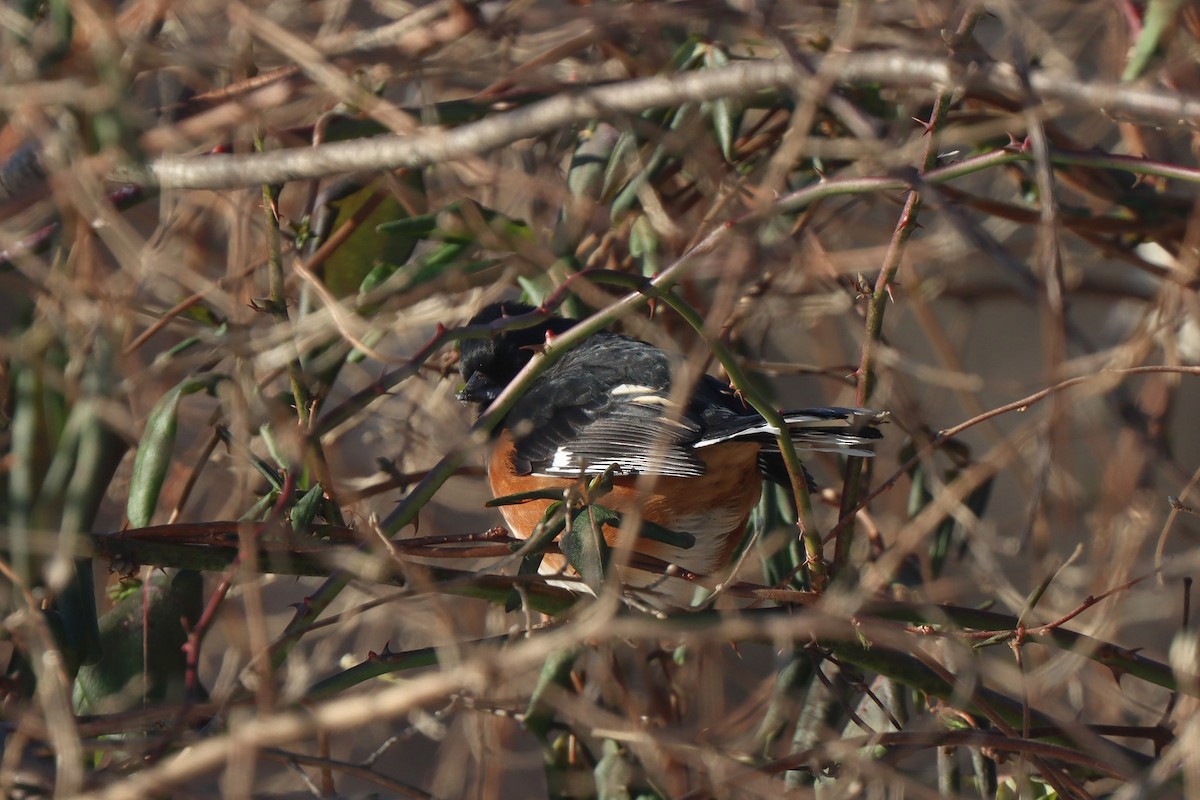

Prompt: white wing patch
xmin=534 ymin=444 xmax=703 ymax=478
xmin=611 ymin=384 xmax=657 ymax=396
xmin=528 ymin=384 xmax=707 ymax=477
xmin=548 ymin=446 xmax=579 ymax=473
xmin=611 ymin=384 xmax=673 ymax=407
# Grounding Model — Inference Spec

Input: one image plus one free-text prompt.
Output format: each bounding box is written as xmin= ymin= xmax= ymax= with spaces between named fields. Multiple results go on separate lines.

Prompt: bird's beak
xmin=457 ymin=372 xmax=501 ymax=404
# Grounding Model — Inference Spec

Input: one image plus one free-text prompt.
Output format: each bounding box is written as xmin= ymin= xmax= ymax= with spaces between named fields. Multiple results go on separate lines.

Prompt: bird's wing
xmin=504 ymin=336 xmax=712 ymax=478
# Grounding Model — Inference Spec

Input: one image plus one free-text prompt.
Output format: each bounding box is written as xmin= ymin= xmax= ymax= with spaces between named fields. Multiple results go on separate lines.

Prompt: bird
xmin=457 ymin=300 xmax=886 ymax=606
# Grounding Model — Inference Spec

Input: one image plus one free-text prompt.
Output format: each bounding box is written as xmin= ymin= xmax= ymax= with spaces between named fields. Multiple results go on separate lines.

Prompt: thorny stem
xmin=827 ymin=364 xmax=1200 ymax=548
xmin=760 ymin=730 xmax=1132 ymax=783
xmin=857 ymin=91 xmax=953 ymax=405
xmin=834 ymin=92 xmax=953 ymax=576
xmin=259 ymin=175 xmax=310 ymax=426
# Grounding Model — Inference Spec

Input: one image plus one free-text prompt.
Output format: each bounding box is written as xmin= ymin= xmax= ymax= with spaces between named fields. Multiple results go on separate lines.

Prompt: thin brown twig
xmin=763 ymin=729 xmax=1132 ymax=780
xmin=833 ymin=364 xmax=1200 ymax=547
xmin=907 ymin=571 xmax=1160 ymax=641
xmin=904 ymin=640 xmax=1083 ymax=797
xmin=119 ymin=254 xmax=263 ymax=354
xmin=259 ymin=748 xmax=432 ymax=798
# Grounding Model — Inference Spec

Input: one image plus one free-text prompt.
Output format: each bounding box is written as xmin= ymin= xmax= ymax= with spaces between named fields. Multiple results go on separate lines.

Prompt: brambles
xmin=1 ymin=2 xmax=1197 ymax=796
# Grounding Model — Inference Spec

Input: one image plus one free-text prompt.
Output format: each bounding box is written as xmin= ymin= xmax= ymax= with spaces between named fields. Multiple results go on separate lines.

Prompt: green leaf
xmin=179 ymin=303 xmax=224 ymax=327
xmin=703 ymin=44 xmax=737 ymax=161
xmin=672 ymin=645 xmax=688 ymax=666
xmin=567 ymin=124 xmax=620 ymax=201
xmin=370 ymin=211 xmax=439 ymax=238
xmin=560 ymin=505 xmax=615 ymax=591
xmin=759 ymin=482 xmax=804 ymax=589
xmin=375 ymin=200 xmax=532 ymax=244
xmin=636 ymin=517 xmax=694 ymax=550
xmin=506 ymin=504 xmax=567 ymax=612
xmin=517 ymin=275 xmax=554 ymax=307
xmin=41 ymin=336 xmax=129 ymax=670
xmin=971 ymin=746 xmax=999 ymax=798
xmin=524 ymin=647 xmax=581 ymax=741
xmin=1122 ymin=0 xmax=1186 ymax=82
xmin=486 ymin=487 xmax=569 ymax=507
xmin=610 ymin=104 xmax=697 ymax=219
xmin=308 ymin=174 xmax=425 ymax=298
xmin=755 ymin=649 xmax=815 ymax=754
xmin=368 ymin=242 xmax=470 ymax=288
xmin=855 ymin=625 xmax=873 ymax=650
xmin=629 ymin=215 xmax=659 ymax=276
xmin=365 ymin=202 xmax=530 ymax=301
xmin=910 ymin=451 xmax=993 ymax=580
xmin=997 ymin=777 xmax=1058 ymax=800
xmin=601 ymin=129 xmax=638 ymax=200
xmin=709 ymin=97 xmax=736 ymax=161
xmin=668 ymin=36 xmax=706 ymax=71
xmin=289 ymin=484 xmax=325 ymax=533
xmin=556 ymin=123 xmax=622 ymax=256
xmin=127 ymin=376 xmax=225 ymax=529
xmin=595 ymin=740 xmax=635 ymax=800
xmin=73 ymin=569 xmax=204 ymax=716
xmin=8 ymin=363 xmax=50 ymax=583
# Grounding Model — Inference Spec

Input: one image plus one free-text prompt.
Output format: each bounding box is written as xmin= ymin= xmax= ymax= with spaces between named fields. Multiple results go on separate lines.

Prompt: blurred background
xmin=2 ymin=1 xmax=1199 ymax=797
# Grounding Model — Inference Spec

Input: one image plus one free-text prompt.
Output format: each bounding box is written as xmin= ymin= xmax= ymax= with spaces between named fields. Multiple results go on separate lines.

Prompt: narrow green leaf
xmin=524 ymin=647 xmax=581 ymax=741
xmin=517 ymin=275 xmax=553 ymax=307
xmin=595 ymin=740 xmax=636 ymax=800
xmin=506 ymin=505 xmax=567 ymax=612
xmin=971 ymin=745 xmax=999 ymax=798
xmin=610 ymin=105 xmax=696 ymax=219
xmin=668 ymin=37 xmax=706 ymax=71
xmin=289 ymin=484 xmax=325 ymax=533
xmin=1122 ymin=0 xmax=1186 ymax=82
xmin=560 ymin=505 xmax=615 ymax=591
xmin=486 ymin=487 xmax=568 ymax=506
xmin=567 ymin=123 xmax=620 ymax=200
xmin=357 ymin=243 xmax=469 ymax=295
xmin=127 ymin=376 xmax=225 ymax=529
xmin=759 ymin=482 xmax=804 ymax=589
xmin=667 ymin=101 xmax=698 ymax=132
xmin=702 ymin=45 xmax=737 ymax=160
xmin=371 ymin=211 xmax=439 ymax=238
xmin=601 ymin=129 xmax=638 ymax=199
xmin=635 ymin=517 xmax=695 ymax=550
xmin=8 ymin=365 xmax=43 ymax=583
xmin=54 ymin=337 xmax=127 ymax=669
xmin=755 ymin=650 xmax=815 ymax=754
xmin=364 ymin=201 xmax=532 ymax=299
xmin=629 ymin=215 xmax=659 ymax=276
xmin=214 ymin=425 xmax=285 ymax=492
xmin=705 ymin=42 xmax=730 ymax=68
xmin=258 ymin=418 xmax=289 ymax=473
xmin=73 ymin=569 xmax=204 ymax=716
xmin=308 ymin=174 xmax=425 ymax=298
xmin=710 ymin=97 xmax=736 ymax=161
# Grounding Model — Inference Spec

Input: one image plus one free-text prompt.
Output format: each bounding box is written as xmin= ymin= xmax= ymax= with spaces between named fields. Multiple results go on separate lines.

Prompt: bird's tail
xmin=695 ymin=407 xmax=888 ymax=457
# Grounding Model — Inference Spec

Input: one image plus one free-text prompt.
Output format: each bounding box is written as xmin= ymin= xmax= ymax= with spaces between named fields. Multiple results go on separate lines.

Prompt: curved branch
xmin=120 ymin=53 xmax=1200 ymax=190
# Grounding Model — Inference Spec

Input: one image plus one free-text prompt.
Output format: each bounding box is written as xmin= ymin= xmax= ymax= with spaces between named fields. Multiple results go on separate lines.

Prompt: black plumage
xmin=458 ymin=302 xmax=884 ymax=482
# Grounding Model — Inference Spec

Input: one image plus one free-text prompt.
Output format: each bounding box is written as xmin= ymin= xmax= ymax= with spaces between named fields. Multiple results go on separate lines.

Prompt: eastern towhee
xmin=458 ymin=301 xmax=886 ymax=605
